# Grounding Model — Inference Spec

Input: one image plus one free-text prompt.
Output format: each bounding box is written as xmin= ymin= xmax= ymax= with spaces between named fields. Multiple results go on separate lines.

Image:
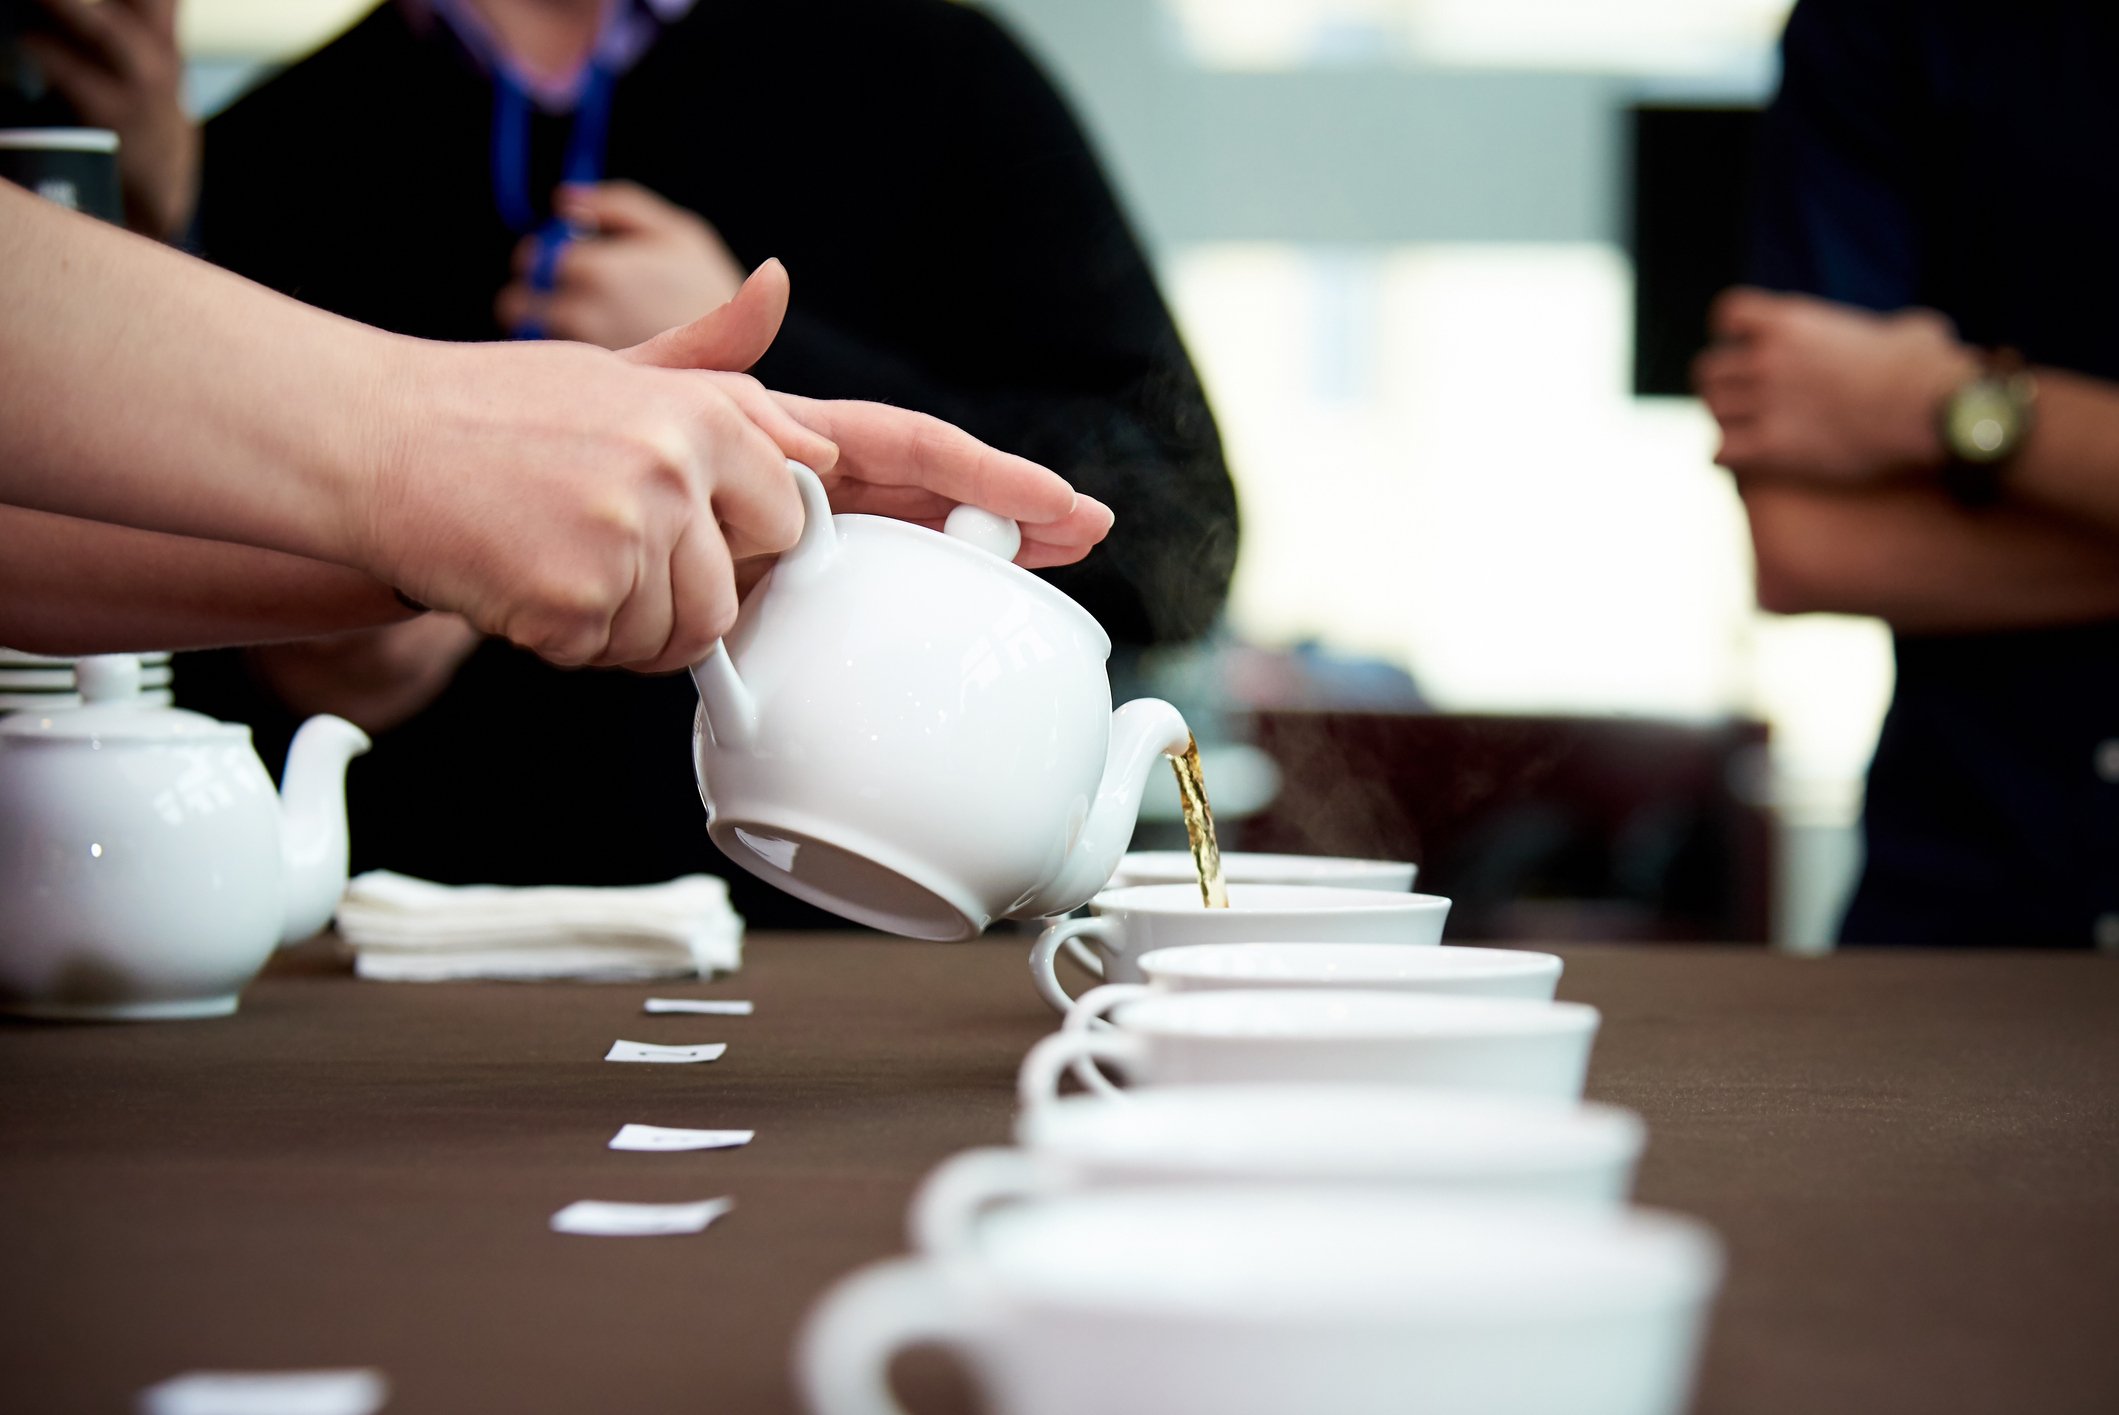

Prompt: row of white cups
xmin=794 ymin=852 xmax=1725 ymax=1415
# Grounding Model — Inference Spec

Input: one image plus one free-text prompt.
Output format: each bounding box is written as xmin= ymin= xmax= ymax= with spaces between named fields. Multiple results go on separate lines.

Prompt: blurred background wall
xmin=177 ymin=0 xmax=1883 ymax=951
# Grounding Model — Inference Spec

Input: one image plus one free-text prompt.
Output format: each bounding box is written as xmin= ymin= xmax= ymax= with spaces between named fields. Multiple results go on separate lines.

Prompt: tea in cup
xmin=800 ymin=1188 xmax=1722 ymax=1415
xmin=1020 ymin=988 xmax=1600 ymax=1106
xmin=1029 ymin=883 xmax=1450 ymax=1013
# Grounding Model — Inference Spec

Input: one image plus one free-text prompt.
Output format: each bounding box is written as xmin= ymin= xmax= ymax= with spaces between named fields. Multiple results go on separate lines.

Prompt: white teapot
xmin=0 ymin=655 xmax=369 ymax=1019
xmin=692 ymin=464 xmax=1191 ymax=940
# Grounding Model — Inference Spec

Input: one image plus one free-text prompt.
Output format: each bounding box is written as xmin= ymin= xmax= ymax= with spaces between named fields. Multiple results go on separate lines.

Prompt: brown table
xmin=2 ymin=937 xmax=2116 ymax=1414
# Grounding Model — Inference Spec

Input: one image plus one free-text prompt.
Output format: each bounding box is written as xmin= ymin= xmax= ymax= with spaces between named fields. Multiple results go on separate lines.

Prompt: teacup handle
xmin=1018 ymin=1027 xmax=1144 ymax=1108
xmin=1062 ymin=983 xmax=1153 ymax=1034
xmin=796 ymin=1259 xmax=975 ymax=1415
xmin=1060 ymin=983 xmax=1153 ymax=1091
xmin=1028 ymin=916 xmax=1115 ymax=1013
xmin=907 ymin=1146 xmax=1051 ymax=1256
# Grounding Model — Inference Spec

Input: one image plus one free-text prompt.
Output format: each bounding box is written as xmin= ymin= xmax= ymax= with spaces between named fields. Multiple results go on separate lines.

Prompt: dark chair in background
xmin=1235 ymin=711 xmax=1774 ymax=943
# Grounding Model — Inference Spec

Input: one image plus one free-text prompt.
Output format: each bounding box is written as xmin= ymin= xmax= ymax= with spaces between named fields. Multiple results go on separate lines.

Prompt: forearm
xmin=2000 ymin=368 xmax=2119 ymax=537
xmin=1740 ymin=480 xmax=2119 ymax=633
xmin=0 ymin=181 xmax=399 ymax=567
xmin=0 ymin=505 xmax=412 ymax=655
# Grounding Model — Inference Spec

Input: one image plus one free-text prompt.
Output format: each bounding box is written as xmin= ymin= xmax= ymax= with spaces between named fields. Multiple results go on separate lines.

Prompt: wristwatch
xmin=1938 ymin=348 xmax=2037 ymax=507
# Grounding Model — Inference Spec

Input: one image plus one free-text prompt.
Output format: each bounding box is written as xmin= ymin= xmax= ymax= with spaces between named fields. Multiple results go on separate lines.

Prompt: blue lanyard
xmin=491 ymin=56 xmax=617 ymax=339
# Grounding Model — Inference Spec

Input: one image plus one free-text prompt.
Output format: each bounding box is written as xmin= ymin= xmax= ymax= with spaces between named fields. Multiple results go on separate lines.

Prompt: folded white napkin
xmin=337 ymin=871 xmax=743 ymax=982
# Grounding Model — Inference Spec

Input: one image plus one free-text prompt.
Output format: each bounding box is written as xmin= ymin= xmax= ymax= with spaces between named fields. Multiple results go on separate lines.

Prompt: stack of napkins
xmin=337 ymin=871 xmax=743 ymax=982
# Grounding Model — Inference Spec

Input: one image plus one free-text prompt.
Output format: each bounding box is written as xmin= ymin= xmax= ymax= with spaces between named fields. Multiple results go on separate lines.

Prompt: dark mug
xmin=0 ymin=127 xmax=121 ymax=223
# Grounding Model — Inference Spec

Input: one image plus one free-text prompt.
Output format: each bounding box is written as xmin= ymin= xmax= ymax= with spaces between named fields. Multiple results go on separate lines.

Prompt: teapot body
xmin=0 ymin=725 xmax=285 ymax=1019
xmin=695 ymin=514 xmax=1117 ymax=941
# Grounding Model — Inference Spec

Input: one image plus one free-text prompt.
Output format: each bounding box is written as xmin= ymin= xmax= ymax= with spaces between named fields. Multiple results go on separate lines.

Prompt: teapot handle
xmin=691 ymin=461 xmax=837 ymax=751
xmin=775 ymin=460 xmax=841 ymax=585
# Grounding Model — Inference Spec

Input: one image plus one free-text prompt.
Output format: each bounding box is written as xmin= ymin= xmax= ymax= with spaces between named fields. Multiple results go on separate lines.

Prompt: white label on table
xmin=610 ymin=1123 xmax=755 ymax=1152
xmin=605 ymin=1040 xmax=727 ymax=1064
xmin=139 ymin=1369 xmax=389 ymax=1415
xmin=550 ymin=1197 xmax=734 ymax=1237
xmin=645 ymin=997 xmax=754 ymax=1016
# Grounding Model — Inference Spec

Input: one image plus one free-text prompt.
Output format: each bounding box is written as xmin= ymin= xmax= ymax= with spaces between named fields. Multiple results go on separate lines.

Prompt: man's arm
xmin=1701 ymin=290 xmax=2119 ymax=632
xmin=1738 ymin=480 xmax=2119 ymax=634
xmin=0 ymin=506 xmax=413 ymax=654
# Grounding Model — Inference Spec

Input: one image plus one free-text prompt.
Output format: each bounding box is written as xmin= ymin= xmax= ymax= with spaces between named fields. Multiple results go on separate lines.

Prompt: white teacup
xmin=1020 ymin=988 xmax=1600 ymax=1106
xmin=910 ymin=1086 xmax=1646 ymax=1250
xmin=1110 ymin=849 xmax=1415 ymax=892
xmin=1029 ymin=882 xmax=1450 ymax=1013
xmin=800 ymin=1188 xmax=1723 ymax=1415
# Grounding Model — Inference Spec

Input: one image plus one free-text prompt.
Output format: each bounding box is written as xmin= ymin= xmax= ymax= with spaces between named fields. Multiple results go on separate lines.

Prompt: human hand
xmin=249 ymin=613 xmax=484 ymax=734
xmin=620 ymin=264 xmax=1113 ymax=572
xmin=364 ymin=263 xmax=1099 ymax=674
xmin=20 ymin=0 xmax=198 ymax=239
xmin=495 ymin=180 xmax=746 ymax=350
xmin=364 ymin=270 xmax=836 ymax=674
xmin=1695 ymin=288 xmax=1980 ymax=485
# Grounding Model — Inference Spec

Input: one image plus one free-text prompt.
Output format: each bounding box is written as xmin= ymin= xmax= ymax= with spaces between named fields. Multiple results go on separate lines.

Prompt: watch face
xmin=1946 ymin=379 xmax=2021 ymax=464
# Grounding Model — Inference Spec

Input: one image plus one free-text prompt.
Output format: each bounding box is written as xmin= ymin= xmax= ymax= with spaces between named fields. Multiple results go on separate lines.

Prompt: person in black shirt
xmin=1695 ymin=0 xmax=2119 ymax=946
xmin=51 ymin=0 xmax=1238 ymax=918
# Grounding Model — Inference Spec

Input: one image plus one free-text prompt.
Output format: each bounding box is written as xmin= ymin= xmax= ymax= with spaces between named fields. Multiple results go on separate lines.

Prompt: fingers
xmin=621 ymin=258 xmax=790 ymax=373
xmin=554 ymin=179 xmax=679 ymax=236
xmin=1016 ymin=494 xmax=1114 ymax=568
xmin=634 ymin=523 xmax=738 ymax=673
xmin=702 ymin=396 xmax=809 ymax=563
xmin=772 ymin=394 xmax=1077 ymax=525
xmin=699 ymin=371 xmax=838 ymax=474
xmin=1707 ymin=286 xmax=1785 ymax=341
xmin=25 ymin=0 xmax=137 ymax=75
xmin=16 ymin=34 xmax=117 ymax=119
xmin=597 ymin=540 xmax=676 ymax=671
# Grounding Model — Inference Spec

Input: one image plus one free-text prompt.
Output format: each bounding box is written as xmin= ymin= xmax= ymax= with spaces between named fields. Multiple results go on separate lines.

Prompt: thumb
xmin=621 ymin=257 xmax=790 ymax=373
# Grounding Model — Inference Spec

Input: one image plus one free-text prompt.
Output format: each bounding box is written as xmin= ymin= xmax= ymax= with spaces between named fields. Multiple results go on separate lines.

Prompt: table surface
xmin=3 ymin=936 xmax=2117 ymax=1414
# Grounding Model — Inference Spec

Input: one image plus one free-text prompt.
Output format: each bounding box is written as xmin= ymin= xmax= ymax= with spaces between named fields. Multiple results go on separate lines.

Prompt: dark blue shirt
xmin=1749 ymin=0 xmax=2119 ymax=946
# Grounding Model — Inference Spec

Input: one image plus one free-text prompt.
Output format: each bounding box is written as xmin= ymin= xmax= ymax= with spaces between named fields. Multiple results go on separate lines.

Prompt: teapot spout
xmin=1011 ymin=698 xmax=1191 ymax=920
xmin=278 ymin=714 xmax=372 ymax=944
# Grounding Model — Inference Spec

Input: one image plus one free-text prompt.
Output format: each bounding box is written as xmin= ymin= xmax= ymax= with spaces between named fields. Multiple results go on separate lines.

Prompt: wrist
xmin=1900 ymin=342 xmax=1984 ymax=474
xmin=1936 ymin=348 xmax=2040 ymax=507
xmin=331 ymin=330 xmax=435 ymax=586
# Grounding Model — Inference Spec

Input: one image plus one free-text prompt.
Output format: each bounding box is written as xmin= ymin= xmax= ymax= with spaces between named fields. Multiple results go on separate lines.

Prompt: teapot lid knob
xmin=943 ymin=504 xmax=1022 ymax=562
xmin=75 ymin=654 xmax=141 ymax=704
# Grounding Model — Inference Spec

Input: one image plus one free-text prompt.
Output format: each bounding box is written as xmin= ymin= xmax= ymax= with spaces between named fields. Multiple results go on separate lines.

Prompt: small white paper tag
xmin=609 ymin=1123 xmax=755 ymax=1152
xmin=550 ymin=1197 xmax=734 ymax=1237
xmin=139 ymin=1369 xmax=388 ymax=1415
xmin=644 ymin=997 xmax=754 ymax=1016
xmin=604 ymin=1040 xmax=727 ymax=1064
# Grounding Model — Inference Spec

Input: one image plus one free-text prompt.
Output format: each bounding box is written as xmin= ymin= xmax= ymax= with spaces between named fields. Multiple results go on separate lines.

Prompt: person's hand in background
xmin=21 ymin=0 xmax=198 ymax=239
xmin=249 ymin=613 xmax=484 ymax=735
xmin=1695 ymin=288 xmax=1979 ymax=485
xmin=496 ymin=180 xmax=746 ymax=349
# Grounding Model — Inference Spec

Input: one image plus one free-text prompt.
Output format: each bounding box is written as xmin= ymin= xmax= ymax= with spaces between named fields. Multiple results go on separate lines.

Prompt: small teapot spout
xmin=278 ymin=714 xmax=372 ymax=944
xmin=1011 ymin=698 xmax=1191 ymax=920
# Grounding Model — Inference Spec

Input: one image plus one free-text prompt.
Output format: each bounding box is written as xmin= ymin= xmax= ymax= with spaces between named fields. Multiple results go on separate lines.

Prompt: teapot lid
xmin=0 ymin=654 xmax=236 ymax=742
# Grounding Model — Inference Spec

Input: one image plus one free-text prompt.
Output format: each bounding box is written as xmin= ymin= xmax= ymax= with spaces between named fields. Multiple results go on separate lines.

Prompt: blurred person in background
xmin=1696 ymin=0 xmax=2119 ymax=947
xmin=34 ymin=0 xmax=1237 ymax=919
